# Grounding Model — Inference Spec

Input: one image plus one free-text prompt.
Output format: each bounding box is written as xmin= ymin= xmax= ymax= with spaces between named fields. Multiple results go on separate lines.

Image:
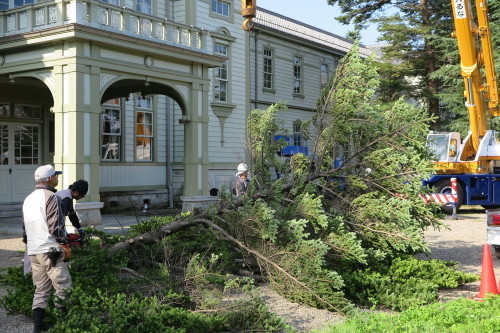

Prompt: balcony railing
xmin=0 ymin=0 xmax=207 ymax=52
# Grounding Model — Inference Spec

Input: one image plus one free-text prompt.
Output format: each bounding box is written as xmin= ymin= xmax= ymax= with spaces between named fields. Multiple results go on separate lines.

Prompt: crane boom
xmin=424 ymin=0 xmax=500 ymax=212
xmin=428 ymin=0 xmax=500 ymax=176
xmin=451 ymin=0 xmax=494 ymax=152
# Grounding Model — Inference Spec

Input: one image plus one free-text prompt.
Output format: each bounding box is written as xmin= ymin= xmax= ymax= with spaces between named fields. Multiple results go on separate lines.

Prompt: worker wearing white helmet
xmin=235 ymin=163 xmax=250 ymax=196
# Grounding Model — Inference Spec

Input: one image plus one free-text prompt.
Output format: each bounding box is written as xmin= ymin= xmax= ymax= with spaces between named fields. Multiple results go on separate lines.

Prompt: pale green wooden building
xmin=0 ymin=0 xmax=372 ymax=217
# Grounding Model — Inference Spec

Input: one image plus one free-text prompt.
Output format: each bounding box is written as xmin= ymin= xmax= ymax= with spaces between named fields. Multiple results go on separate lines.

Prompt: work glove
xmin=59 ymin=244 xmax=71 ymax=261
xmin=77 ymin=228 xmax=85 ymax=240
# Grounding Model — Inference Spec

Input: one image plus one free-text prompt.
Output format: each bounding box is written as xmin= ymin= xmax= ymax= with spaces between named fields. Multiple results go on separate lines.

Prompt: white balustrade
xmin=0 ymin=0 xmax=207 ymax=52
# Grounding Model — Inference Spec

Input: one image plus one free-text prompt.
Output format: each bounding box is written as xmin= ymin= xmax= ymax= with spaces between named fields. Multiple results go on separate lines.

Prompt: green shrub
xmin=0 ymin=223 xmax=289 ymax=332
xmin=317 ymin=295 xmax=500 ymax=333
xmin=342 ymin=257 xmax=479 ymax=310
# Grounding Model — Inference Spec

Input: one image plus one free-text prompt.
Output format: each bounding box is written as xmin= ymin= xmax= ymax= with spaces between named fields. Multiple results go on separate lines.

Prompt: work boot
xmin=33 ymin=307 xmax=54 ymax=333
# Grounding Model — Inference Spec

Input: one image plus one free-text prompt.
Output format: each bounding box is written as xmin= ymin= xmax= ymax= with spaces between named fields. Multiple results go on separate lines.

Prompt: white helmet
xmin=236 ymin=163 xmax=249 ymax=176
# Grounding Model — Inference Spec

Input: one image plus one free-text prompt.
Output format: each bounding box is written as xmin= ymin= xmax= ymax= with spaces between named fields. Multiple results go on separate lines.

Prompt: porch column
xmin=181 ymin=79 xmax=217 ymax=211
xmin=184 ymin=81 xmax=209 ymax=196
xmin=52 ymin=60 xmax=103 ymax=226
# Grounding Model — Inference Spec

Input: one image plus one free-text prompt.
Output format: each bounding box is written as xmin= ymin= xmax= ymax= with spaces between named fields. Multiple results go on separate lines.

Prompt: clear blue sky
xmin=257 ymin=0 xmax=382 ymax=45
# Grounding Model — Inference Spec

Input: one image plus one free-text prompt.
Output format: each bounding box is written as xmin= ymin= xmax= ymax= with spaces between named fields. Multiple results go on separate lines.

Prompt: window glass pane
xmin=101 ymin=109 xmax=121 ymax=134
xmin=0 ymin=0 xmax=8 ymax=10
xmin=214 ymin=44 xmax=227 ymax=55
xmin=14 ymin=125 xmax=39 ymax=165
xmin=14 ymin=105 xmax=42 ymax=119
xmin=104 ymin=98 xmax=120 ymax=106
xmin=320 ymin=64 xmax=328 ymax=87
xmin=101 ymin=136 xmax=120 ymax=160
xmin=136 ymin=96 xmax=153 ymax=109
xmin=214 ymin=51 xmax=228 ymax=102
xmin=100 ymin=0 xmax=120 ymax=5
xmin=212 ymin=0 xmax=229 ymax=16
xmin=263 ymin=48 xmax=273 ymax=89
xmin=136 ymin=0 xmax=152 ymax=15
xmin=0 ymin=125 xmax=8 ymax=165
xmin=293 ymin=57 xmax=302 ymax=94
xmin=101 ymin=107 xmax=121 ymax=160
xmin=0 ymin=103 xmax=10 ymax=117
xmin=136 ymin=111 xmax=153 ymax=161
xmin=14 ymin=0 xmax=34 ymax=8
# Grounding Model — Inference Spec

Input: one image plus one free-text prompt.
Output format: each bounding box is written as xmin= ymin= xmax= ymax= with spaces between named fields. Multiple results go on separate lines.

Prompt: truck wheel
xmin=434 ymin=179 xmax=464 ymax=214
xmin=495 ymin=246 xmax=500 ymax=260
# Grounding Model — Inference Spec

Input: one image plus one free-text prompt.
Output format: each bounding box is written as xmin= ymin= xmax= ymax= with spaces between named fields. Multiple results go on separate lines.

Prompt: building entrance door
xmin=0 ymin=123 xmax=40 ymax=203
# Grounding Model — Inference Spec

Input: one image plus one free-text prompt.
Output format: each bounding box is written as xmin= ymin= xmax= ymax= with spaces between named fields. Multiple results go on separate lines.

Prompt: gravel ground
xmin=0 ymin=209 xmax=498 ymax=332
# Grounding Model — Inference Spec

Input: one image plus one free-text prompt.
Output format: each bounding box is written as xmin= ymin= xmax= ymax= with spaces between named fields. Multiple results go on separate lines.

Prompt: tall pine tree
xmin=328 ymin=0 xmax=500 ymax=131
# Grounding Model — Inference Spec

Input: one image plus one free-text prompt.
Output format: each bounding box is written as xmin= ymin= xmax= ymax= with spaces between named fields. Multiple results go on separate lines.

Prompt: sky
xmin=256 ymin=0 xmax=382 ymax=46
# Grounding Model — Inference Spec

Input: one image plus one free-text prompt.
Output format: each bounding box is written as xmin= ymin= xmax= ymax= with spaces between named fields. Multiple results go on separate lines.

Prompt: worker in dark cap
xmin=56 ymin=179 xmax=89 ymax=240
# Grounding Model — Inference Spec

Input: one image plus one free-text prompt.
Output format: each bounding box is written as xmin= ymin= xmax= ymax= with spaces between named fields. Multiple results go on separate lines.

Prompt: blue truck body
xmin=423 ymin=174 xmax=500 ymax=207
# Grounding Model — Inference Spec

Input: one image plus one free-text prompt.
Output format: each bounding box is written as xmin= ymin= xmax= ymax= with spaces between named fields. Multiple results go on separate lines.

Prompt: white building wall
xmin=156 ymin=95 xmax=167 ymax=163
xmin=195 ymin=0 xmax=249 ymax=190
xmin=249 ymin=27 xmax=346 ymax=159
xmin=100 ymin=0 xmax=364 ymax=201
xmin=124 ymin=97 xmax=135 ymax=162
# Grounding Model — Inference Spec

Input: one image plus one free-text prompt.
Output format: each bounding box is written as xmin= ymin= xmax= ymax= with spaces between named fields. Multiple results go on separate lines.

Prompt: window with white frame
xmin=293 ymin=56 xmax=303 ymax=95
xmin=214 ymin=43 xmax=228 ymax=102
xmin=0 ymin=0 xmax=7 ymax=10
xmin=320 ymin=64 xmax=329 ymax=88
xmin=136 ymin=0 xmax=152 ymax=15
xmin=100 ymin=0 xmax=120 ymax=6
xmin=263 ymin=48 xmax=273 ymax=89
xmin=135 ymin=96 xmax=154 ymax=161
xmin=14 ymin=104 xmax=42 ymax=119
xmin=13 ymin=0 xmax=34 ymax=8
xmin=211 ymin=0 xmax=229 ymax=16
xmin=101 ymin=98 xmax=122 ymax=161
xmin=293 ymin=121 xmax=302 ymax=146
xmin=0 ymin=103 xmax=9 ymax=117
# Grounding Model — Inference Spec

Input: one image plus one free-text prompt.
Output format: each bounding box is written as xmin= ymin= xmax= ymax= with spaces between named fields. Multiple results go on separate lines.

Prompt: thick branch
xmin=109 ymin=220 xmax=195 ymax=254
xmin=108 ymin=216 xmax=345 ymax=313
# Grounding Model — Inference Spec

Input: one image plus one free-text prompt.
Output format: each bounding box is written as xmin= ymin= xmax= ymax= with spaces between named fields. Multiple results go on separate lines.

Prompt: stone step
xmin=0 ymin=203 xmax=23 ymax=219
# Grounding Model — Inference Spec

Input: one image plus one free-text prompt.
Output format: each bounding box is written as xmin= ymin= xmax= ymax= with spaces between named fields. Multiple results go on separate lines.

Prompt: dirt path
xmin=0 ymin=209 xmax=497 ymax=332
xmin=418 ymin=209 xmax=500 ymax=300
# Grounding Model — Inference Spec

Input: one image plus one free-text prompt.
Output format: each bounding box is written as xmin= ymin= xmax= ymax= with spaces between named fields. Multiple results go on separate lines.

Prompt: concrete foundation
xmin=74 ymin=201 xmax=105 ymax=229
xmin=180 ymin=195 xmax=219 ymax=212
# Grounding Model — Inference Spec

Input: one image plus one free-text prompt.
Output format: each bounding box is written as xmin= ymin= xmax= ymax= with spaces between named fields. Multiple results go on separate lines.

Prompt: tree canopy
xmin=0 ymin=44 xmax=480 ymax=333
xmin=328 ymin=0 xmax=500 ymax=133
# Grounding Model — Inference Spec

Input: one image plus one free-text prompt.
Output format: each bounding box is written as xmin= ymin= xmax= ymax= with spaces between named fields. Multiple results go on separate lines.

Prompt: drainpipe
xmin=254 ymin=29 xmax=259 ymax=110
xmin=166 ymin=98 xmax=174 ymax=208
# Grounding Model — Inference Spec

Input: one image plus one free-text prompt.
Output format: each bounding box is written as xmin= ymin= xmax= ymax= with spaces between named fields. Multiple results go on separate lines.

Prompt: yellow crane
xmin=428 ymin=0 xmax=500 ymax=174
xmin=425 ymin=0 xmax=500 ymax=211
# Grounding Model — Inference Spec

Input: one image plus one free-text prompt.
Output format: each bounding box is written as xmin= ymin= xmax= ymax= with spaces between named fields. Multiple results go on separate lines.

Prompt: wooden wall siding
xmin=97 ymin=1 xmax=358 ymax=196
xmin=208 ymin=166 xmax=242 ymax=193
xmin=250 ymin=33 xmax=341 ymax=109
xmin=157 ymin=0 xmax=167 ymax=18
xmin=124 ymin=98 xmax=135 ymax=162
xmin=100 ymin=165 xmax=167 ymax=187
xmin=169 ymin=99 xmax=185 ymax=164
xmin=156 ymin=95 xmax=168 ymax=163
xmin=197 ymin=0 xmax=248 ymax=164
xmin=173 ymin=0 xmax=186 ymax=24
xmin=172 ymin=166 xmax=185 ymax=196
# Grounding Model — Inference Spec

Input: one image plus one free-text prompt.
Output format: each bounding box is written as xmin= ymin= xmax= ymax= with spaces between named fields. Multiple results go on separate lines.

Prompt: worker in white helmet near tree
xmin=235 ymin=163 xmax=250 ymax=197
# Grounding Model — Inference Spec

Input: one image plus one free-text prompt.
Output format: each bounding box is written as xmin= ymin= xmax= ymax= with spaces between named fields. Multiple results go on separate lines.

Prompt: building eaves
xmin=0 ymin=24 xmax=226 ymax=67
xmin=254 ymin=7 xmax=374 ymax=58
